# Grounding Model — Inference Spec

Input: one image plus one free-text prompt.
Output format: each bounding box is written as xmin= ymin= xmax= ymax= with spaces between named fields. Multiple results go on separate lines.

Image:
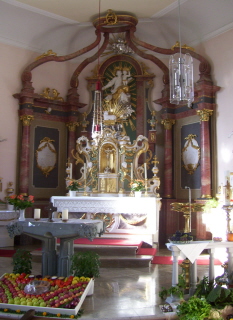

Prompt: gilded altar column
xmin=197 ymin=109 xmax=213 ymax=198
xmin=19 ymin=115 xmax=34 ymax=194
xmin=66 ymin=121 xmax=79 ymax=177
xmin=161 ymin=119 xmax=175 ymax=198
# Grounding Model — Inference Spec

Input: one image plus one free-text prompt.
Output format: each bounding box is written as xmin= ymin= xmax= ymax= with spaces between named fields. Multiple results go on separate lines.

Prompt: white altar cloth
xmin=166 ymin=241 xmax=233 ymax=294
xmin=51 ymin=196 xmax=160 ymax=244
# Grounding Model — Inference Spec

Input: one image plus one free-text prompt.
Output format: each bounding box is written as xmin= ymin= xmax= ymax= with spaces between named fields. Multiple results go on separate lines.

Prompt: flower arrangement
xmin=8 ymin=194 xmax=34 ymax=210
xmin=67 ymin=180 xmax=80 ymax=191
xmin=130 ymin=179 xmax=145 ymax=191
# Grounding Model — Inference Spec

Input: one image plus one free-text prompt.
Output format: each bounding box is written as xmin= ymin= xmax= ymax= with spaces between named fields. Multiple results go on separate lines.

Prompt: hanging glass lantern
xmin=91 ymin=81 xmax=103 ymax=141
xmin=169 ymin=52 xmax=194 ymax=108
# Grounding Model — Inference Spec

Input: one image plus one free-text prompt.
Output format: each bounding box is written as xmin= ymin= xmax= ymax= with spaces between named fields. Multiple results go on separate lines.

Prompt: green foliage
xmin=159 ymin=273 xmax=186 ymax=300
xmin=12 ymin=249 xmax=32 ymax=274
xmin=206 ymin=285 xmax=233 ymax=309
xmin=195 ymin=275 xmax=233 ymax=309
xmin=70 ymin=251 xmax=100 ymax=278
xmin=176 ymin=296 xmax=212 ymax=320
xmin=195 ymin=275 xmax=214 ymax=298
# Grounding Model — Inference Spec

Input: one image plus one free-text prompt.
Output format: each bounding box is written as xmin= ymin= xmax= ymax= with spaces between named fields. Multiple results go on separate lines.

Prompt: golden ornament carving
xmin=40 ymin=88 xmax=64 ymax=101
xmin=105 ymin=9 xmax=117 ymax=25
xmin=171 ymin=41 xmax=195 ymax=52
xmin=80 ymin=112 xmax=89 ymax=132
xmin=91 ymin=212 xmax=115 ymax=230
xmin=20 ymin=115 xmax=34 ymax=126
xmin=196 ymin=109 xmax=213 ymax=121
xmin=35 ymin=49 xmax=57 ymax=61
xmin=147 ymin=111 xmax=158 ymax=130
xmin=66 ymin=122 xmax=79 ymax=132
xmin=161 ymin=119 xmax=175 ymax=130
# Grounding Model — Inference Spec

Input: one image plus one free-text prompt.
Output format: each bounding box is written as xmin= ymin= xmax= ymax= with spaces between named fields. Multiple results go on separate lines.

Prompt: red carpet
xmin=151 ymin=255 xmax=222 ymax=265
xmin=0 ymin=249 xmax=16 ymax=257
xmin=70 ymin=238 xmax=143 ymax=246
xmin=137 ymin=247 xmax=157 ymax=256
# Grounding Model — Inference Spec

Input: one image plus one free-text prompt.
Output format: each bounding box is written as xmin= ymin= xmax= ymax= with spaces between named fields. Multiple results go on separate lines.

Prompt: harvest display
xmin=0 ymin=273 xmax=92 ymax=317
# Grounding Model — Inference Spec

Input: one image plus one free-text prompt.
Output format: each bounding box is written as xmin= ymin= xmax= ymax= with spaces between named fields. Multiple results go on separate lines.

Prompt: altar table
xmin=51 ymin=196 xmax=160 ymax=244
xmin=166 ymin=241 xmax=233 ymax=295
xmin=7 ymin=218 xmax=105 ymax=277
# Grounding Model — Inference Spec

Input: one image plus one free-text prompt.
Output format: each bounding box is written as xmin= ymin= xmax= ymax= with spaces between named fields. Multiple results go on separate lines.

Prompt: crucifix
xmin=45 ymin=202 xmax=57 ymax=222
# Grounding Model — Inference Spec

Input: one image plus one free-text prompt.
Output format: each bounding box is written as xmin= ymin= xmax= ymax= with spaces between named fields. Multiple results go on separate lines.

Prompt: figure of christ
xmin=104 ymin=147 xmax=114 ymax=173
xmin=122 ymin=68 xmax=133 ymax=85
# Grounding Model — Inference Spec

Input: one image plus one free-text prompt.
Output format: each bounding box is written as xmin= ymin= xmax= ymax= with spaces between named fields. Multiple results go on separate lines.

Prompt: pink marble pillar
xmin=197 ymin=109 xmax=213 ymax=198
xmin=136 ymin=80 xmax=144 ymax=137
xmin=161 ymin=119 xmax=175 ymax=198
xmin=19 ymin=115 xmax=34 ymax=195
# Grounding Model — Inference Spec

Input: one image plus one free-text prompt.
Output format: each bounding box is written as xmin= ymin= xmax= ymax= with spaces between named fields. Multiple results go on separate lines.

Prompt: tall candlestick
xmin=131 ymin=163 xmax=133 ymax=180
xmin=62 ymin=209 xmax=68 ymax=221
xmin=144 ymin=163 xmax=147 ymax=179
xmin=34 ymin=208 xmax=41 ymax=220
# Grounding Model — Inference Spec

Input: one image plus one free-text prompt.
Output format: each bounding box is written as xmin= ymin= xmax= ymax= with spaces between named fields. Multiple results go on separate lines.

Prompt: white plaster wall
xmin=196 ymin=29 xmax=233 ymax=187
xmin=0 ymin=42 xmax=71 ymax=201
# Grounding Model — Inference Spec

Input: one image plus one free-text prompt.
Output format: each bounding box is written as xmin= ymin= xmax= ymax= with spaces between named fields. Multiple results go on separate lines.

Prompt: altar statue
xmin=102 ymin=68 xmax=132 ymax=112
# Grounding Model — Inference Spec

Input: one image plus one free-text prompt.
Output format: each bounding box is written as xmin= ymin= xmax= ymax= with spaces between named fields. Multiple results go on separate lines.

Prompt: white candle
xmin=62 ymin=209 xmax=69 ymax=220
xmin=131 ymin=163 xmax=133 ymax=180
xmin=84 ymin=163 xmax=86 ymax=180
xmin=34 ymin=209 xmax=41 ymax=220
xmin=144 ymin=163 xmax=147 ymax=179
xmin=69 ymin=163 xmax=72 ymax=179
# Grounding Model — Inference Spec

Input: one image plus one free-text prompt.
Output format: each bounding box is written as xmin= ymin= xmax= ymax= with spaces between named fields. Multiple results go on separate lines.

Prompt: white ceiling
xmin=1 ymin=0 xmax=233 ymax=57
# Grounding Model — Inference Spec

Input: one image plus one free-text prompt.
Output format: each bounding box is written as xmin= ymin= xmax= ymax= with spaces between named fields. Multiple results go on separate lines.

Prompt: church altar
xmin=7 ymin=218 xmax=105 ymax=277
xmin=166 ymin=241 xmax=233 ymax=295
xmin=51 ymin=195 xmax=160 ymax=245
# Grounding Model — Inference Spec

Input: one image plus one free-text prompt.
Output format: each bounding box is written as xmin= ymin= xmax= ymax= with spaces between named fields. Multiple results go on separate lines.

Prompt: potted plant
xmin=12 ymin=249 xmax=32 ymax=274
xmin=130 ymin=179 xmax=145 ymax=197
xmin=67 ymin=180 xmax=80 ymax=196
xmin=8 ymin=194 xmax=34 ymax=220
xmin=70 ymin=251 xmax=100 ymax=295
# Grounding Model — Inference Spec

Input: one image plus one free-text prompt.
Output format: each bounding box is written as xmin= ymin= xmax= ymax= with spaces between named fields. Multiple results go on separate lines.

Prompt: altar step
xmin=31 ymin=244 xmax=154 ymax=268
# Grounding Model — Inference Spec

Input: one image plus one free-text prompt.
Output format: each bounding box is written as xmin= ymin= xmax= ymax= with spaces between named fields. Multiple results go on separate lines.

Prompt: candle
xmin=34 ymin=209 xmax=41 ymax=220
xmin=84 ymin=163 xmax=86 ymax=180
xmin=69 ymin=163 xmax=72 ymax=179
xmin=144 ymin=163 xmax=147 ymax=179
xmin=62 ymin=209 xmax=69 ymax=221
xmin=131 ymin=163 xmax=133 ymax=180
